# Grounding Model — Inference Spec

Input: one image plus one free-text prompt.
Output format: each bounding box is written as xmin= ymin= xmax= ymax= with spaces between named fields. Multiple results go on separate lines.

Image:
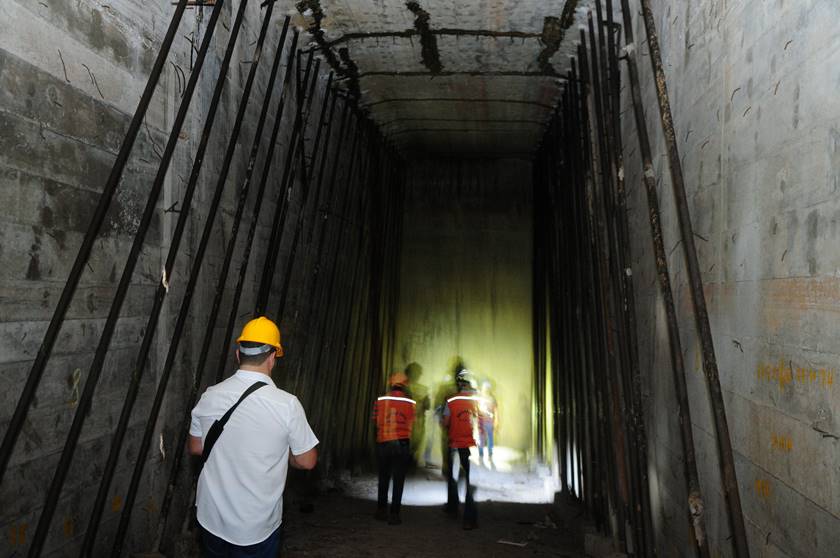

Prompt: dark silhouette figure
xmin=405 ymin=362 xmax=430 ymax=467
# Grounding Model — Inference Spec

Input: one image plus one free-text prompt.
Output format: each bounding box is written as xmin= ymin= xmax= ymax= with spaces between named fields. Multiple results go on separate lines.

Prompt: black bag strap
xmin=201 ymin=381 xmax=266 ymax=465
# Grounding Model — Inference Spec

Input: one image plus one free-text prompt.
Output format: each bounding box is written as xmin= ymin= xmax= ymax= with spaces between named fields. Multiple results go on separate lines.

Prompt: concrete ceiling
xmin=287 ymin=0 xmax=590 ymax=158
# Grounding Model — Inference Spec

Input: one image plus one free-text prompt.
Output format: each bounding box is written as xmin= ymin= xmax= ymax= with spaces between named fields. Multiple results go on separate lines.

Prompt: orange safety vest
xmin=372 ymin=390 xmax=416 ymax=442
xmin=445 ymin=392 xmax=480 ymax=448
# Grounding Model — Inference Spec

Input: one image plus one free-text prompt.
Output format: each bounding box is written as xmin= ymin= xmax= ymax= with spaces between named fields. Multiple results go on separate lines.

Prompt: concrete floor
xmin=280 ymin=465 xmax=589 ymax=558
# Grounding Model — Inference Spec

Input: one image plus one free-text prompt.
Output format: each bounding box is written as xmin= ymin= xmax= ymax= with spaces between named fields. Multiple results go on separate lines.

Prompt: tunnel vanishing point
xmin=0 ymin=0 xmax=837 ymax=556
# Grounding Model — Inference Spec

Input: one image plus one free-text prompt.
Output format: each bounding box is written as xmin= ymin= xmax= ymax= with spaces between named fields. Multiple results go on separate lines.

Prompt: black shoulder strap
xmin=201 ymin=381 xmax=266 ymax=465
xmin=219 ymin=381 xmax=266 ymax=424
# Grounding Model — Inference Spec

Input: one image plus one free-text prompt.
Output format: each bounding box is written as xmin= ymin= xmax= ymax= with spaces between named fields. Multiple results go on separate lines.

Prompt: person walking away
xmin=443 ymin=370 xmax=480 ymax=530
xmin=372 ymin=372 xmax=416 ymax=524
xmin=188 ymin=317 xmax=319 ymax=557
xmin=405 ymin=362 xmax=430 ymax=467
xmin=477 ymin=380 xmax=498 ymax=465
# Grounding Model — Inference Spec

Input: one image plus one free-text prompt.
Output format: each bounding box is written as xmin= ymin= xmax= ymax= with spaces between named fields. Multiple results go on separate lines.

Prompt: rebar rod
xmin=601 ymin=0 xmax=658 ymax=553
xmin=275 ymin=83 xmax=339 ymax=318
xmin=324 ymin=190 xmax=372 ymax=457
xmin=577 ymin=38 xmax=606 ymax=525
xmin=0 ymin=0 xmax=189 ymax=485
xmin=567 ymin=62 xmax=585 ymax=500
xmin=108 ymin=5 xmax=259 ymax=553
xmin=288 ymin=108 xmax=358 ymax=394
xmin=600 ymin=3 xmax=633 ymax=545
xmin=634 ymin=1 xmax=750 ymax=555
xmin=80 ymin=3 xmax=239 ymax=553
xmin=295 ymin=117 xmax=366 ymax=406
xmin=313 ymin=158 xmax=372 ymax=450
xmin=252 ymin=50 xmax=317 ymax=315
xmin=151 ymin=2 xmax=279 ymax=546
xmin=307 ymin=128 xmax=373 ymax=429
xmin=212 ymin=52 xmax=318 ymax=384
xmin=619 ymin=0 xmax=711 ymax=553
xmin=591 ymin=8 xmax=656 ymax=552
xmin=335 ymin=145 xmax=379 ymax=458
xmin=339 ymin=245 xmax=373 ymax=463
xmin=27 ymin=3 xmax=226 ymax=554
xmin=277 ymin=96 xmax=350 ymax=323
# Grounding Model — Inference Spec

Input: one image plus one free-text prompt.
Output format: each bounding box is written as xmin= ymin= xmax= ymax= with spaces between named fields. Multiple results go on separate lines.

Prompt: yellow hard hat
xmin=389 ymin=371 xmax=409 ymax=387
xmin=236 ymin=316 xmax=283 ymax=357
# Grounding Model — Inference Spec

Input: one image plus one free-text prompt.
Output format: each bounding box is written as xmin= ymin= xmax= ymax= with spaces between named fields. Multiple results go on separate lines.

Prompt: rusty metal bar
xmin=577 ymin=36 xmax=609 ymax=527
xmin=601 ymin=1 xmax=638 ymax=550
xmin=635 ymin=1 xmax=750 ymax=555
xmin=618 ymin=0 xmax=711 ymax=554
xmin=592 ymin=4 xmax=656 ymax=552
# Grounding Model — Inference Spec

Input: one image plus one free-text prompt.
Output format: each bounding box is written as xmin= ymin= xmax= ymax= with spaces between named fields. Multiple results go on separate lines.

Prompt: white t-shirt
xmin=190 ymin=369 xmax=319 ymax=545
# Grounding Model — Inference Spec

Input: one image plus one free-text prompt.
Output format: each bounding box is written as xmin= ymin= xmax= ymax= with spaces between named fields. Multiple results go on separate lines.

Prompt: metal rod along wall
xmin=618 ymin=0 xmax=711 ymax=553
xmin=0 ymin=0 xmax=190 ymax=486
xmin=532 ymin=3 xmax=660 ymax=554
xmin=110 ymin=7 xmax=286 ymax=554
xmin=635 ymin=1 xmax=750 ymax=555
xmin=0 ymin=0 xmax=406 ymax=554
xmin=81 ymin=2 xmax=249 ymax=553
xmin=211 ymin=52 xmax=320 ymax=384
xmin=531 ymin=0 xmax=748 ymax=556
xmin=152 ymin=1 xmax=286 ymax=541
xmin=28 ymin=2 xmax=227 ymax=554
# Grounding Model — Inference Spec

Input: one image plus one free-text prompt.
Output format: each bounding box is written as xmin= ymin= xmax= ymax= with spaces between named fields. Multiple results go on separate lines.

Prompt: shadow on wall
xmin=393 ymin=158 xmax=534 ymax=463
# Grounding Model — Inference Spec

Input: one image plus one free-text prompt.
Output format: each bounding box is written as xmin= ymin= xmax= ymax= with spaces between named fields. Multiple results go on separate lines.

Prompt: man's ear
xmin=235 ymin=349 xmax=241 ymax=364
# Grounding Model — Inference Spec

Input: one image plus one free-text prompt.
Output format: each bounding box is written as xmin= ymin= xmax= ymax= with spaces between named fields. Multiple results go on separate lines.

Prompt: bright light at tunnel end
xmin=344 ymin=446 xmax=562 ymax=507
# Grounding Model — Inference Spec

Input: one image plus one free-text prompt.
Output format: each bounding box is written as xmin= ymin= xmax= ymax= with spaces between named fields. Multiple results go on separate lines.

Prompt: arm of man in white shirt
xmin=289 ymin=447 xmax=317 ymax=469
xmin=189 ymin=401 xmax=204 ymax=455
xmin=288 ymin=397 xmax=319 ymax=470
xmin=188 ymin=435 xmax=203 ymax=456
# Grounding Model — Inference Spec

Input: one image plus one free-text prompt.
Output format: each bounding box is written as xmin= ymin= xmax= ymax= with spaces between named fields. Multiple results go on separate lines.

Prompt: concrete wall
xmin=620 ymin=1 xmax=840 ymax=556
xmin=393 ymin=158 xmax=534 ymax=463
xmin=0 ymin=2 xmax=326 ymax=554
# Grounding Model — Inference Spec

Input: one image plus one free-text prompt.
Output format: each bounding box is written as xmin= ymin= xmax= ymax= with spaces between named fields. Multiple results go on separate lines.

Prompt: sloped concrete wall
xmin=620 ymin=1 xmax=840 ymax=556
xmin=393 ymin=158 xmax=534 ymax=463
xmin=0 ymin=2 xmax=316 ymax=554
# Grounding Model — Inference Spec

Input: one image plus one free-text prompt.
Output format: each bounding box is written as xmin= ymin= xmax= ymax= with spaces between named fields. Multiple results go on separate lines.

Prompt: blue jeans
xmin=478 ymin=421 xmax=494 ymax=458
xmin=200 ymin=525 xmax=282 ymax=557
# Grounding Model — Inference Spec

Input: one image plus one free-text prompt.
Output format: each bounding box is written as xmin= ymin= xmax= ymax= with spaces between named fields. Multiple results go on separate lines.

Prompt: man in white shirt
xmin=189 ymin=317 xmax=318 ymax=557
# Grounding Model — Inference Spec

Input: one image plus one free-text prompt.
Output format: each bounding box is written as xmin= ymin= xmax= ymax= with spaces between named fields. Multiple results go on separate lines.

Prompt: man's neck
xmin=239 ymin=366 xmax=271 ymax=377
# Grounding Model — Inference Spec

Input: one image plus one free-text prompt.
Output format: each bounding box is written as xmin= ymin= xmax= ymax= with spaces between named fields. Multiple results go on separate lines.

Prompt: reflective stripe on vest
xmin=377 ymin=395 xmax=416 ymax=404
xmin=446 ymin=395 xmax=481 ymax=403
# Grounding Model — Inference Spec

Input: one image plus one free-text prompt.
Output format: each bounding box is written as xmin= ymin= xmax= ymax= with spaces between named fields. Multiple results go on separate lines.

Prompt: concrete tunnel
xmin=0 ymin=0 xmax=838 ymax=556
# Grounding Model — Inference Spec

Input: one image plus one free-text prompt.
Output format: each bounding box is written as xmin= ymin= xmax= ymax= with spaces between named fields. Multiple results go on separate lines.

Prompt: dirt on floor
xmin=281 ymin=477 xmax=589 ymax=557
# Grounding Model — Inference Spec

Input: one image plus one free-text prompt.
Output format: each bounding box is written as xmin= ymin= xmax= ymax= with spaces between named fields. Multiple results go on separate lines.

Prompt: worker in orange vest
xmin=371 ymin=371 xmax=416 ymax=524
xmin=442 ymin=369 xmax=480 ymax=529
